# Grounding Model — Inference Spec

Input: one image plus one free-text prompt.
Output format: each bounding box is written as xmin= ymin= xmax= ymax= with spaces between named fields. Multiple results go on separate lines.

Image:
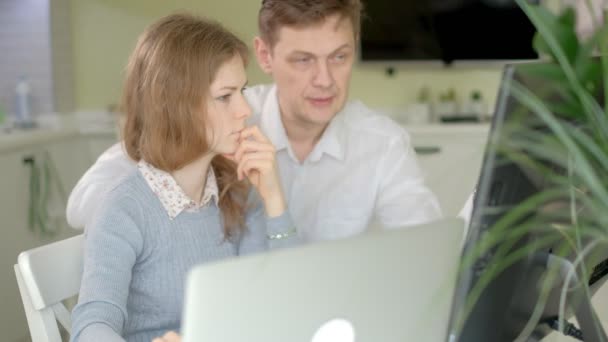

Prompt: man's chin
xmin=308 ymin=106 xmax=340 ymax=125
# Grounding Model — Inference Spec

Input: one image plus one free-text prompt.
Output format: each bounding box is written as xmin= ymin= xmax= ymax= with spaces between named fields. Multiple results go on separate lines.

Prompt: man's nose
xmin=312 ymin=60 xmax=335 ymax=88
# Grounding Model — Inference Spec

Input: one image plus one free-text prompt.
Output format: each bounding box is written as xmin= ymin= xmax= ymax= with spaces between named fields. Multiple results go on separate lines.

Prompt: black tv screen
xmin=360 ymin=0 xmax=540 ymax=63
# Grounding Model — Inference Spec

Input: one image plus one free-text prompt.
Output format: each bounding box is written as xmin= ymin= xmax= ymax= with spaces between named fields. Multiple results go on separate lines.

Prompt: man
xmin=67 ymin=0 xmax=442 ymax=243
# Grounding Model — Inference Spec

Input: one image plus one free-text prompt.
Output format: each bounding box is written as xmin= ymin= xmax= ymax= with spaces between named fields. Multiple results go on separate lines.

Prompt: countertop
xmin=0 ymin=112 xmax=117 ymax=154
xmin=0 ymin=112 xmax=491 ymax=154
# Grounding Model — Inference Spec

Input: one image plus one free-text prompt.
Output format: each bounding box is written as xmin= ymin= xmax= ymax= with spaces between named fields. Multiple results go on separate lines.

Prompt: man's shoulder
xmin=341 ymin=100 xmax=410 ymax=141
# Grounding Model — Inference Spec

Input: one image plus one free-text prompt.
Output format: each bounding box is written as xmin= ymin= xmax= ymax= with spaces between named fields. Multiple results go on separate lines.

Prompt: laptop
xmin=181 ymin=218 xmax=465 ymax=342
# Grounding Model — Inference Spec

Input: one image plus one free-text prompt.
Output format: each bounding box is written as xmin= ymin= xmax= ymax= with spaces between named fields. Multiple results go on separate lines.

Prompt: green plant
xmin=451 ymin=1 xmax=608 ymax=341
xmin=471 ymin=90 xmax=482 ymax=101
xmin=440 ymin=88 xmax=457 ymax=102
xmin=418 ymin=86 xmax=431 ymax=103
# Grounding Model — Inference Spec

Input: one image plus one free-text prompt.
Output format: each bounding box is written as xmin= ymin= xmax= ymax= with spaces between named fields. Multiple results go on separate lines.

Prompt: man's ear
xmin=254 ymin=36 xmax=273 ymax=74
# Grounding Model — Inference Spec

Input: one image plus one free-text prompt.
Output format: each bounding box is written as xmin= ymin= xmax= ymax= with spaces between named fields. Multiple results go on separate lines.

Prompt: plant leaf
xmin=529 ymin=6 xmax=579 ymax=63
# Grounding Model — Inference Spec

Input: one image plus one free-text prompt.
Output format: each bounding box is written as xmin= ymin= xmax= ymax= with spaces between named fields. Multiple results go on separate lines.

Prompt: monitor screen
xmin=360 ymin=0 xmax=540 ymax=63
xmin=445 ymin=61 xmax=608 ymax=341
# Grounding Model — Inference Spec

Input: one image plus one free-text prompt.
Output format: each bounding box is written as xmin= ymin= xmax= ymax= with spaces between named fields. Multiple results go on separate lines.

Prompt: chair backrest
xmin=14 ymin=234 xmax=84 ymax=342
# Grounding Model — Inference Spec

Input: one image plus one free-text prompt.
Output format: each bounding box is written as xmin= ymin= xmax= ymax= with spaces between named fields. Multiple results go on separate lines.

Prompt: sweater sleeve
xmin=70 ymin=193 xmax=144 ymax=342
xmin=238 ymin=190 xmax=301 ymax=256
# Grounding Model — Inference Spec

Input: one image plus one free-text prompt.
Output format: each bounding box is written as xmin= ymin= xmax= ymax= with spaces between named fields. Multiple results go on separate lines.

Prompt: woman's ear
xmin=253 ymin=37 xmax=273 ymax=74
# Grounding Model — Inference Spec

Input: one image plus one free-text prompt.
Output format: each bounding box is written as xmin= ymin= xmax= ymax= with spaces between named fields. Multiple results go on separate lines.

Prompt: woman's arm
xmin=232 ymin=126 xmax=302 ymax=254
xmin=70 ymin=193 xmax=143 ymax=342
xmin=238 ymin=190 xmax=301 ymax=255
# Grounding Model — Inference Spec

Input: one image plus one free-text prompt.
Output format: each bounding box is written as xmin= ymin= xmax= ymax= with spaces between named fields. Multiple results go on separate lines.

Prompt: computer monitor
xmin=446 ymin=61 xmax=608 ymax=342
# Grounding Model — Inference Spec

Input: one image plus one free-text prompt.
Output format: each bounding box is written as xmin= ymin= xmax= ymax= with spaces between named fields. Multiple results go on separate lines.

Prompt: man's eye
xmin=332 ymin=53 xmax=348 ymax=63
xmin=296 ymin=57 xmax=312 ymax=64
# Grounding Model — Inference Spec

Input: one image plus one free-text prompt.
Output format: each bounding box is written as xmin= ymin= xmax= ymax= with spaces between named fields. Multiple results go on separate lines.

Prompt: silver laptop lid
xmin=182 ymin=218 xmax=464 ymax=342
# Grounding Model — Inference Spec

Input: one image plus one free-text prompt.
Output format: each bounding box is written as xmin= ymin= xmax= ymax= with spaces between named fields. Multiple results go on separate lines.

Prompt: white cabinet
xmin=0 ymin=145 xmax=82 ymax=342
xmin=0 ymin=132 xmax=115 ymax=342
xmin=407 ymin=124 xmax=490 ymax=217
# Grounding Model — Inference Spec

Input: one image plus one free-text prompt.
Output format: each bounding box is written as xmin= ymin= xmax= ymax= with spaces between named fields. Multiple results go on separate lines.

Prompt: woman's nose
xmin=236 ymin=95 xmax=252 ymax=119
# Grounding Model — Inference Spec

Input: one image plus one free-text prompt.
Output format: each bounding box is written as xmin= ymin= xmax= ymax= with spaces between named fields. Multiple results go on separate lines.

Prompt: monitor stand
xmin=527 ymin=253 xmax=608 ymax=342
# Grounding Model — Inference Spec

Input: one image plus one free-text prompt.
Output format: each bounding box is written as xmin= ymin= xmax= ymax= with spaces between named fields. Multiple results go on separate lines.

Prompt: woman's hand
xmin=152 ymin=331 xmax=181 ymax=342
xmin=233 ymin=125 xmax=286 ymax=217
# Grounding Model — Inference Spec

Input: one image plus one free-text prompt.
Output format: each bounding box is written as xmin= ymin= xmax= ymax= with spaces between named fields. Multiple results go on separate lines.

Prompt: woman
xmin=70 ymin=13 xmax=298 ymax=342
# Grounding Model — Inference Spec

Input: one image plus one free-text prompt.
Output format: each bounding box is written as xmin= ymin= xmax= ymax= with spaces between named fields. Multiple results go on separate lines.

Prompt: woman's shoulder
xmin=105 ymin=169 xmax=149 ymax=202
xmin=94 ymin=170 xmax=156 ymax=223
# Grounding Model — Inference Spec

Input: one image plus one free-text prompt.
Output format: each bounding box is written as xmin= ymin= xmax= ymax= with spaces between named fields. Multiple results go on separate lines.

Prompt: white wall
xmin=0 ymin=0 xmax=54 ymax=117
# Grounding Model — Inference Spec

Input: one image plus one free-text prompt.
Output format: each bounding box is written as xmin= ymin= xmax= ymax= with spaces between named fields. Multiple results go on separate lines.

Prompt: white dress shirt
xmin=67 ymin=84 xmax=442 ymax=242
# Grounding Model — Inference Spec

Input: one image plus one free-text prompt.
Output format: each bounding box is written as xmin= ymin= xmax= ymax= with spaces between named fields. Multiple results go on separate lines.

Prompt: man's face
xmin=256 ymin=14 xmax=356 ymax=128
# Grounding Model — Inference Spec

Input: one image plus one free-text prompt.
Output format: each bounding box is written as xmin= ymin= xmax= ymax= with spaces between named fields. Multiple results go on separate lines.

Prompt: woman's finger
xmin=241 ymin=159 xmax=273 ymax=182
xmin=237 ymin=152 xmax=274 ymax=180
xmin=155 ymin=331 xmax=181 ymax=342
xmin=234 ymin=140 xmax=275 ymax=163
xmin=240 ymin=125 xmax=270 ymax=144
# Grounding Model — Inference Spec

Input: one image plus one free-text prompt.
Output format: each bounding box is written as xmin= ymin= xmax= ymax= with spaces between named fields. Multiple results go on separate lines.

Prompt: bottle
xmin=0 ymin=102 xmax=6 ymax=130
xmin=15 ymin=75 xmax=33 ymax=128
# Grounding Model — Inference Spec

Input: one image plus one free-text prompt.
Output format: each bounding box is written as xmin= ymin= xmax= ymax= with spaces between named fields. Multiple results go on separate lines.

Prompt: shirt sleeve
xmin=238 ymin=190 xmax=301 ymax=255
xmin=66 ymin=142 xmax=136 ymax=229
xmin=374 ymin=130 xmax=443 ymax=229
xmin=70 ymin=194 xmax=144 ymax=342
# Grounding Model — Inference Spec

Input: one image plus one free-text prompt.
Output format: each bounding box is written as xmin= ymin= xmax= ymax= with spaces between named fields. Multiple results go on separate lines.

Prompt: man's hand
xmin=152 ymin=331 xmax=181 ymax=342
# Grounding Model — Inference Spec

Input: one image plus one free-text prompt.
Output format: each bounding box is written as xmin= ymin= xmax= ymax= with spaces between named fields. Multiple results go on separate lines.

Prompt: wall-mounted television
xmin=360 ymin=0 xmax=540 ymax=64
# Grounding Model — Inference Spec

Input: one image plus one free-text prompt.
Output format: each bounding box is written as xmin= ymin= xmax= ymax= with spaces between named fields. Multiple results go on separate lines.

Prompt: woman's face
xmin=206 ymin=55 xmax=251 ymax=156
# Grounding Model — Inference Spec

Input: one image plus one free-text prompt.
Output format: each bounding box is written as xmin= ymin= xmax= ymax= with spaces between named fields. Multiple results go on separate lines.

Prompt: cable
xmin=548 ymin=317 xmax=584 ymax=341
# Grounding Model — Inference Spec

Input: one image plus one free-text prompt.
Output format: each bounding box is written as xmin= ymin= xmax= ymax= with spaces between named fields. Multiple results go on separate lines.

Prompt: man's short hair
xmin=258 ymin=0 xmax=363 ymax=47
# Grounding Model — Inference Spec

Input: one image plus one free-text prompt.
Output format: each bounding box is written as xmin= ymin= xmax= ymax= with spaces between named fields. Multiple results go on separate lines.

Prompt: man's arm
xmin=374 ymin=130 xmax=443 ymax=229
xmin=66 ymin=142 xmax=136 ymax=229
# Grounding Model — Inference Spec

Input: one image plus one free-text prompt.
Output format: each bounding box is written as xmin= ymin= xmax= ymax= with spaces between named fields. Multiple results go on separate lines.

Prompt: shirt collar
xmin=308 ymin=110 xmax=347 ymax=163
xmin=137 ymin=160 xmax=219 ymax=220
xmin=260 ymin=84 xmax=347 ymax=163
xmin=259 ymin=85 xmax=290 ymax=152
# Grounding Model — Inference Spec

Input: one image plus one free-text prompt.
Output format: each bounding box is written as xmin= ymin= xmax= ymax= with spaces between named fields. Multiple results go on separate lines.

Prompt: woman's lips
xmin=230 ymin=128 xmax=244 ymax=136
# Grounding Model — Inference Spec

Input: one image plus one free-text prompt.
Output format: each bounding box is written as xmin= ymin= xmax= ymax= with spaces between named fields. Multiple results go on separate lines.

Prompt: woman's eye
xmin=217 ymin=94 xmax=231 ymax=102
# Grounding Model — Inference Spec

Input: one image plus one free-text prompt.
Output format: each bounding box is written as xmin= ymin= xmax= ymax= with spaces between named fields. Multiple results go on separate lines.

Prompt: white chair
xmin=14 ymin=234 xmax=84 ymax=342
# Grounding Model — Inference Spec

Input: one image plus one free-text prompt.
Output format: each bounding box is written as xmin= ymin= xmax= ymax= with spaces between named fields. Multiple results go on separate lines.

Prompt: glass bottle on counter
xmin=15 ymin=75 xmax=35 ymax=129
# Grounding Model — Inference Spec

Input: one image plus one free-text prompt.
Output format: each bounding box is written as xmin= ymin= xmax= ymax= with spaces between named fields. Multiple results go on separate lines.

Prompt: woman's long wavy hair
xmin=121 ymin=13 xmax=250 ymax=238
